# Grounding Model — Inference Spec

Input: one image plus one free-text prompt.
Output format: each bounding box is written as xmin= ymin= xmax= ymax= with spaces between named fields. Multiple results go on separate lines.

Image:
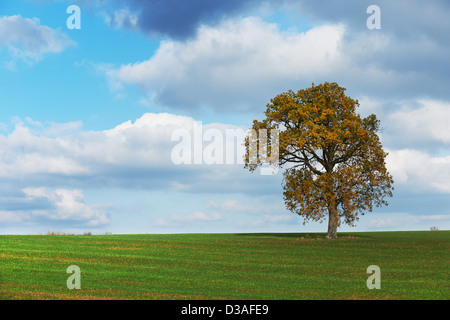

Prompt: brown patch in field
xmin=294 ymin=236 xmax=324 ymax=242
xmin=340 ymin=236 xmax=360 ymax=240
xmin=109 ymin=246 xmax=145 ymax=250
xmin=143 ymin=291 xmax=210 ymax=300
xmin=49 ymin=255 xmax=104 ymax=264
xmin=90 ymin=240 xmax=115 ymax=244
xmin=93 ymin=279 xmax=148 ymax=286
xmin=0 ymin=252 xmax=23 ymax=259
xmin=333 ymin=292 xmax=391 ymax=300
xmin=121 ymin=281 xmax=148 ymax=285
xmin=3 ymin=290 xmax=127 ymax=300
xmin=292 ymin=235 xmax=360 ymax=241
xmin=338 ymin=272 xmax=363 ymax=278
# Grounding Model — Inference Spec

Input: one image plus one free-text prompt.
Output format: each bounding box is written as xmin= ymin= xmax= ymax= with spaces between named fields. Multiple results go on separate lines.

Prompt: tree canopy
xmin=244 ymin=82 xmax=394 ymax=238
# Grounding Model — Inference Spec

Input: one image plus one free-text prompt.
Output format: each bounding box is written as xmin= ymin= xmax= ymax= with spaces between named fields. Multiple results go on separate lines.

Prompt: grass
xmin=0 ymin=231 xmax=448 ymax=300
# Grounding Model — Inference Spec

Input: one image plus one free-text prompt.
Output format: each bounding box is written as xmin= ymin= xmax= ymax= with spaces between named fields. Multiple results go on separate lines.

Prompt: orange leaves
xmin=244 ymin=82 xmax=394 ymax=229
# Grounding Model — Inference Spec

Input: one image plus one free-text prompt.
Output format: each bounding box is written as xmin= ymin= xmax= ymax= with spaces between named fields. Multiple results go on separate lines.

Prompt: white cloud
xmin=367 ymin=216 xmax=409 ymax=228
xmin=0 ymin=15 xmax=74 ymax=66
xmin=263 ymin=214 xmax=294 ymax=223
xmin=0 ymin=210 xmax=26 ymax=223
xmin=0 ymin=187 xmax=110 ymax=226
xmin=23 ymin=187 xmax=110 ymax=226
xmin=0 ymin=113 xmax=279 ymax=196
xmin=170 ymin=211 xmax=223 ymax=222
xmin=386 ymin=148 xmax=450 ymax=194
xmin=0 ymin=113 xmax=190 ymax=179
xmin=205 ymin=197 xmax=284 ymax=214
xmin=105 ymin=9 xmax=138 ymax=29
xmin=356 ymin=96 xmax=385 ymax=117
xmin=242 ymin=213 xmax=297 ymax=228
xmin=367 ymin=213 xmax=450 ymax=230
xmin=152 ymin=211 xmax=223 ymax=228
xmin=206 ymin=199 xmax=249 ymax=212
xmin=153 ymin=217 xmax=172 ymax=227
xmin=104 ymin=13 xmax=446 ymax=114
xmin=107 ymin=17 xmax=346 ymax=111
xmin=388 ymin=99 xmax=450 ymax=144
xmin=0 ymin=124 xmax=90 ymax=177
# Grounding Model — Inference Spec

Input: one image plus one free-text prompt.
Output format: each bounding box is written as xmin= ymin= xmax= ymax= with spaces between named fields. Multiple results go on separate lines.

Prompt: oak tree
xmin=244 ymin=82 xmax=394 ymax=239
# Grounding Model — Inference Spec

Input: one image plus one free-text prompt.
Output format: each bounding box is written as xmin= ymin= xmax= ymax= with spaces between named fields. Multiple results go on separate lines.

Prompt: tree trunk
xmin=326 ymin=201 xmax=338 ymax=239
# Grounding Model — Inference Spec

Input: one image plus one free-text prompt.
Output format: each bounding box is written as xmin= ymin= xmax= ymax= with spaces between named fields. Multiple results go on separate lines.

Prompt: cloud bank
xmin=0 ymin=15 xmax=74 ymax=68
xmin=107 ymin=17 xmax=346 ymax=113
xmin=1 ymin=107 xmax=449 ymax=230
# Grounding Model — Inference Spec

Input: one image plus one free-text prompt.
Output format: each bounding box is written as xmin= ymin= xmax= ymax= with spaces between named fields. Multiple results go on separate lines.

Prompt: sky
xmin=0 ymin=0 xmax=449 ymax=235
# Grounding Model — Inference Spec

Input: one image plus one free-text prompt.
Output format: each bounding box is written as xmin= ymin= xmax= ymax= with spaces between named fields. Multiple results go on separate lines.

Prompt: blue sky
xmin=0 ymin=0 xmax=449 ymax=234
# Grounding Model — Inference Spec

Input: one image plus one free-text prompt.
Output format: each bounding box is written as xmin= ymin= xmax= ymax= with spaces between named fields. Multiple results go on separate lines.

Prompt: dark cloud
xmin=81 ymin=0 xmax=265 ymax=40
xmin=90 ymin=0 xmax=450 ymax=44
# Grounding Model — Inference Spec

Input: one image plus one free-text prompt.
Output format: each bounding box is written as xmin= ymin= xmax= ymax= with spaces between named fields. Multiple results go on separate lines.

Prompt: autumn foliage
xmin=244 ymin=82 xmax=394 ymax=238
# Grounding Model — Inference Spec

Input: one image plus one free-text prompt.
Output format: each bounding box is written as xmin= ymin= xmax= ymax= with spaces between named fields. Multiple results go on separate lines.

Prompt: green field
xmin=0 ymin=231 xmax=448 ymax=300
